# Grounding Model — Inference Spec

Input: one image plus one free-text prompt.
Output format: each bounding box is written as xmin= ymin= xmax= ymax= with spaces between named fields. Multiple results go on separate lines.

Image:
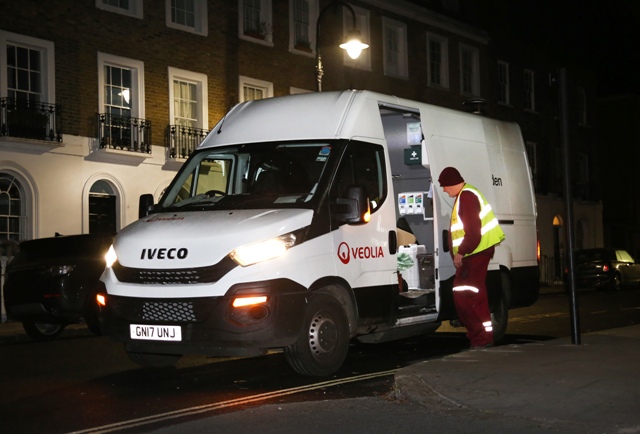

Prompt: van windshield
xmin=158 ymin=142 xmax=335 ymax=211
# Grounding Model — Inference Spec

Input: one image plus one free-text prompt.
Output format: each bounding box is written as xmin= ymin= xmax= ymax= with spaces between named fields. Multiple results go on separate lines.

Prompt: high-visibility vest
xmin=450 ymin=184 xmax=505 ymax=256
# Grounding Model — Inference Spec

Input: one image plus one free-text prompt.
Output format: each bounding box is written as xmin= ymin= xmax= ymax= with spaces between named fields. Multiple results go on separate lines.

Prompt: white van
xmin=98 ymin=90 xmax=539 ymax=376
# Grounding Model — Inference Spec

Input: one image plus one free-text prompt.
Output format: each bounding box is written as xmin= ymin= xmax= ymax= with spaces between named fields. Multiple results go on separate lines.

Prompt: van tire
xmin=23 ymin=320 xmax=66 ymax=340
xmin=491 ymin=270 xmax=512 ymax=343
xmin=284 ymin=293 xmax=350 ymax=377
xmin=127 ymin=351 xmax=181 ymax=368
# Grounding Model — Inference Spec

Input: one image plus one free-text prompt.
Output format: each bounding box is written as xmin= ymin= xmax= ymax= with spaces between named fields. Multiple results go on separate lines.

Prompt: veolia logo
xmin=337 ymin=242 xmax=350 ymax=264
xmin=337 ymin=241 xmax=384 ymax=265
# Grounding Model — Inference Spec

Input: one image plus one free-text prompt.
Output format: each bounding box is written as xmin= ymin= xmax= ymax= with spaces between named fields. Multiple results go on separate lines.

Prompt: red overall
xmin=451 ymin=190 xmax=494 ymax=348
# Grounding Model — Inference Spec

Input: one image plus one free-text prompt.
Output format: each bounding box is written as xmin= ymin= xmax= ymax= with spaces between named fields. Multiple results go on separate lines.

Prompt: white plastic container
xmin=398 ymin=244 xmax=427 ymax=289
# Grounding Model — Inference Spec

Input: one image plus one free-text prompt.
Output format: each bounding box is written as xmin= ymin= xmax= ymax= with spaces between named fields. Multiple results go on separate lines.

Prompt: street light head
xmin=340 ymin=29 xmax=369 ymax=59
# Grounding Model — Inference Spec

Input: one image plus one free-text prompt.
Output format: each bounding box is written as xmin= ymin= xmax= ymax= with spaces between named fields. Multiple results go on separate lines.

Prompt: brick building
xmin=0 ymin=0 xmax=601 ymax=285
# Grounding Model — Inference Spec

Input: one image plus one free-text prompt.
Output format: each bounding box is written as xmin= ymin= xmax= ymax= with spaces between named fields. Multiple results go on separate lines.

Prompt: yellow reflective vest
xmin=450 ymin=184 xmax=505 ymax=256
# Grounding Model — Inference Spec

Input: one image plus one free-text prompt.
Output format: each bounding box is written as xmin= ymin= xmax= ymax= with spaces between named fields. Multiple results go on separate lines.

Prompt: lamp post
xmin=315 ymin=1 xmax=369 ymax=92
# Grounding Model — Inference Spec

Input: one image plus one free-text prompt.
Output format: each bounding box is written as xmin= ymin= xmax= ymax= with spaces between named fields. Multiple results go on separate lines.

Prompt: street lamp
xmin=315 ymin=1 xmax=369 ymax=92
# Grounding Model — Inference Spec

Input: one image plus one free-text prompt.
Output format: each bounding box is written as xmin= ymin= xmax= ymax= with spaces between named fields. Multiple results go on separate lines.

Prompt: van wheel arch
xmin=309 ymin=280 xmax=358 ymax=337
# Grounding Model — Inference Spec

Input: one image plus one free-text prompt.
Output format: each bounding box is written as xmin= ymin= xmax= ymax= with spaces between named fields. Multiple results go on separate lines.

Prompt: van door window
xmin=330 ymin=142 xmax=386 ymax=212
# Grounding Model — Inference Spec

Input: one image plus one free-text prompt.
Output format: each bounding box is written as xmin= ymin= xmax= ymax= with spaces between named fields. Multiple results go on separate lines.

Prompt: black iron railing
xmin=98 ymin=113 xmax=151 ymax=153
xmin=0 ymin=97 xmax=62 ymax=141
xmin=165 ymin=125 xmax=209 ymax=159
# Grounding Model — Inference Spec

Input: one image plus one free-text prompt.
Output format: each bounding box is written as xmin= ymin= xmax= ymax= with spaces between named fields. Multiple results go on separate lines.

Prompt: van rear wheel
xmin=284 ymin=293 xmax=350 ymax=377
xmin=491 ymin=271 xmax=512 ymax=343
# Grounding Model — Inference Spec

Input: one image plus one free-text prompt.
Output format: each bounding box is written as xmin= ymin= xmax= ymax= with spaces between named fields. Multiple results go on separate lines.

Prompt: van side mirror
xmin=139 ymin=194 xmax=155 ymax=218
xmin=333 ymin=185 xmax=370 ymax=225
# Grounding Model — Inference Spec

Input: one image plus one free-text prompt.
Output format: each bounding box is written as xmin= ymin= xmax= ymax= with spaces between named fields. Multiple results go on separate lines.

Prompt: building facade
xmin=0 ymin=0 xmax=602 ymax=286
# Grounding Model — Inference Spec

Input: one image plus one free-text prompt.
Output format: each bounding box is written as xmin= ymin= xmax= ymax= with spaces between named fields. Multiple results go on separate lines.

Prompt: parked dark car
xmin=572 ymin=248 xmax=640 ymax=291
xmin=3 ymin=233 xmax=114 ymax=340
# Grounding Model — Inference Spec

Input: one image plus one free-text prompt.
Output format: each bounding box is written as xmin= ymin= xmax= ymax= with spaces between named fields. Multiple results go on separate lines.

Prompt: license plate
xmin=130 ymin=324 xmax=182 ymax=341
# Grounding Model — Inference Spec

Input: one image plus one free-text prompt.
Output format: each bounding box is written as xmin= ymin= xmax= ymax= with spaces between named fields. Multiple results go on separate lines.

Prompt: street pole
xmin=558 ymin=67 xmax=581 ymax=345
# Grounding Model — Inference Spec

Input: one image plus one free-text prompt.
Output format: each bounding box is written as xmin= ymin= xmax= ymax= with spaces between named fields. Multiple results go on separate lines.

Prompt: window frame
xmin=342 ymin=5 xmax=371 ymax=71
xmin=97 ymin=52 xmax=145 ymax=119
xmin=382 ymin=17 xmax=408 ymax=79
xmin=0 ymin=31 xmax=55 ymax=105
xmin=239 ymin=0 xmax=274 ymax=46
xmin=95 ymin=0 xmax=143 ymax=19
xmin=459 ymin=43 xmax=480 ymax=96
xmin=239 ymin=75 xmax=273 ymax=103
xmin=165 ymin=0 xmax=208 ymax=36
xmin=524 ymin=69 xmax=536 ymax=112
xmin=497 ymin=60 xmax=510 ymax=105
xmin=426 ymin=32 xmax=449 ymax=89
xmin=168 ymin=67 xmax=208 ymax=129
xmin=289 ymin=0 xmax=318 ymax=55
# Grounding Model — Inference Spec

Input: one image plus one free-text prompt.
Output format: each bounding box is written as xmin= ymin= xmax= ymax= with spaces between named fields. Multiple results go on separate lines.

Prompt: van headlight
xmin=230 ymin=231 xmax=301 ymax=267
xmin=105 ymin=245 xmax=118 ymax=268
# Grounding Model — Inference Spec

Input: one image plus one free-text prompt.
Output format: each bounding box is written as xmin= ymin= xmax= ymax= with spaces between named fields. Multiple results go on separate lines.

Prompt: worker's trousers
xmin=452 ymin=246 xmax=495 ymax=347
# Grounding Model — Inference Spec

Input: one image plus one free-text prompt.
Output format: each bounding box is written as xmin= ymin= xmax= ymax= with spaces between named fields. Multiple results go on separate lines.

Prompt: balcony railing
xmin=165 ymin=124 xmax=209 ymax=159
xmin=0 ymin=97 xmax=62 ymax=141
xmin=98 ymin=113 xmax=151 ymax=153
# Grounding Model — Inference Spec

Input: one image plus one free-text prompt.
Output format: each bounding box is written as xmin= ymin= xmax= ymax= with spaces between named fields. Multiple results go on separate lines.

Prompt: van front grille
xmin=112 ymin=256 xmax=237 ymax=284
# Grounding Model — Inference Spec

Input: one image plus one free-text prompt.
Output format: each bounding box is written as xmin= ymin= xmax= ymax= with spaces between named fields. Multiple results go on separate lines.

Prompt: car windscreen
xmin=158 ymin=142 xmax=335 ymax=211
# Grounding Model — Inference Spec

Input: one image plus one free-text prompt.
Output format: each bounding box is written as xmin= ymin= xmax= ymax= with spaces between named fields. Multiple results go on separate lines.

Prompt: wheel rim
xmin=308 ymin=312 xmax=338 ymax=357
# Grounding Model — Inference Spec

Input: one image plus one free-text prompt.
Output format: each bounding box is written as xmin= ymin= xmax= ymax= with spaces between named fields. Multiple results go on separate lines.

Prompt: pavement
xmin=3 ymin=284 xmax=639 ymax=433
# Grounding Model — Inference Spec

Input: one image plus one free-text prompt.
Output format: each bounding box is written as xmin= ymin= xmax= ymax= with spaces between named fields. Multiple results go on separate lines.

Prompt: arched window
xmin=0 ymin=174 xmax=24 ymax=241
xmin=89 ymin=180 xmax=116 ymax=235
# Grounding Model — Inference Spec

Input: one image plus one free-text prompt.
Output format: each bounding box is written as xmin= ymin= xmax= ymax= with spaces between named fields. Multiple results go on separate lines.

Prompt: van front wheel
xmin=284 ymin=293 xmax=350 ymax=377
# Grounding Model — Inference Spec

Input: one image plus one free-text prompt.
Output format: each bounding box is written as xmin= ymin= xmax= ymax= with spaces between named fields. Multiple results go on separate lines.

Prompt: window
xmin=459 ymin=44 xmax=480 ymax=95
xmin=497 ymin=61 xmax=509 ymax=104
xmin=382 ymin=18 xmax=408 ymax=79
xmin=577 ymin=86 xmax=587 ymax=125
xmin=168 ymin=67 xmax=208 ymax=129
xmin=97 ymin=53 xmax=145 ymax=150
xmin=524 ymin=69 xmax=535 ymax=111
xmin=0 ymin=174 xmax=24 ymax=242
xmin=98 ymin=53 xmax=144 ymax=118
xmin=330 ymin=142 xmax=386 ymax=213
xmin=577 ymin=152 xmax=589 ymax=186
xmin=343 ymin=6 xmax=371 ymax=71
xmin=239 ymin=76 xmax=273 ymax=102
xmin=89 ymin=181 xmax=117 ymax=235
xmin=426 ymin=33 xmax=448 ymax=88
xmin=168 ymin=68 xmax=209 ymax=158
xmin=96 ymin=0 xmax=143 ymax=19
xmin=239 ymin=0 xmax=273 ymax=44
xmin=1 ymin=31 xmax=55 ymax=104
xmin=166 ymin=0 xmax=208 ymax=36
xmin=290 ymin=0 xmax=317 ymax=53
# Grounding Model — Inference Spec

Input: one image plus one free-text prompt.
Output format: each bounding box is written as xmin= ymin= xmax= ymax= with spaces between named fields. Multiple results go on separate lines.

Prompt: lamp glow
xmin=340 ymin=30 xmax=369 ymax=59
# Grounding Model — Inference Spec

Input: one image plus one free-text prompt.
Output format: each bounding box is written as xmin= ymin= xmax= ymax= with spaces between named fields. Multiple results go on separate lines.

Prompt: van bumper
xmin=99 ymin=278 xmax=308 ymax=357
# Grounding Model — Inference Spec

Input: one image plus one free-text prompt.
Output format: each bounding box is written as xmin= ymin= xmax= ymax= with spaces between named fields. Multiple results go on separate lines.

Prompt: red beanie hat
xmin=438 ymin=167 xmax=465 ymax=187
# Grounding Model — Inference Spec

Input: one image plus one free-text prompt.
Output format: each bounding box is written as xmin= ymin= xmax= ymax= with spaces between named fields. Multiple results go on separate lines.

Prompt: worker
xmin=438 ymin=167 xmax=505 ymax=349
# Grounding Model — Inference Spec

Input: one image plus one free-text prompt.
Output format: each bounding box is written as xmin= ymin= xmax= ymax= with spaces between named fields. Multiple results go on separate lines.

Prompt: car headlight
xmin=230 ymin=232 xmax=299 ymax=267
xmin=105 ymin=245 xmax=118 ymax=268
